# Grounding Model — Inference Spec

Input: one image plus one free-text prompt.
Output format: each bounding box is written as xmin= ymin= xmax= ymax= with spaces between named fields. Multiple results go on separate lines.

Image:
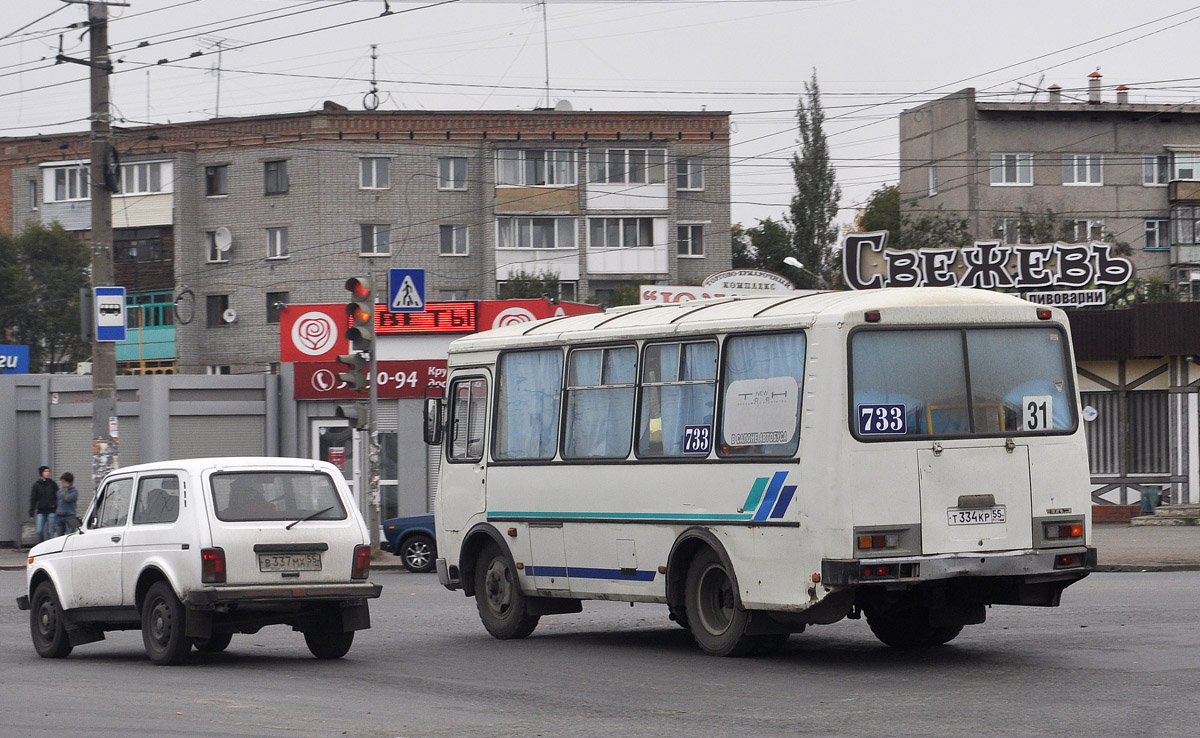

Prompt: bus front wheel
xmin=474 ymin=542 xmax=540 ymax=640
xmin=684 ymin=548 xmax=757 ymax=656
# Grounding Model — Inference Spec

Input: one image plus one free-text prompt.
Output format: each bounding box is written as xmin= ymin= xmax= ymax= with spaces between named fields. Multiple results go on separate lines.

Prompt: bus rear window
xmin=850 ymin=326 xmax=1075 ymax=439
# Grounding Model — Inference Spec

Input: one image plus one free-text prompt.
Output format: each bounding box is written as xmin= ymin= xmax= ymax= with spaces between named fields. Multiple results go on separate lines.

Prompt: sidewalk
xmin=2 ymin=525 xmax=1196 ymax=572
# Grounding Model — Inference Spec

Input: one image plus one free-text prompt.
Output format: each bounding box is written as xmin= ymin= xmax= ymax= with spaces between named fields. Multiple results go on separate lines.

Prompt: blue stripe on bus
xmin=488 ymin=511 xmax=755 ymax=522
xmin=752 ymin=471 xmax=789 ymax=521
xmin=525 ymin=565 xmax=657 ymax=582
xmin=769 ymin=485 xmax=797 ymax=519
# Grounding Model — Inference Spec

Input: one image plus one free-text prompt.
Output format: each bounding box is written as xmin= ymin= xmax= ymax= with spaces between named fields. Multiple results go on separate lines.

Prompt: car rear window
xmin=210 ymin=472 xmax=348 ymax=523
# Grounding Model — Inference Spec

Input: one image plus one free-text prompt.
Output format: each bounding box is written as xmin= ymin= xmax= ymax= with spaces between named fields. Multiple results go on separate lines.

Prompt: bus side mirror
xmin=423 ymin=397 xmax=444 ymax=445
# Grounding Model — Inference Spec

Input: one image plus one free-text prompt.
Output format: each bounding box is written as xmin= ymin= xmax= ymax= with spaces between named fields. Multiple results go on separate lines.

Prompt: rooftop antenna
xmin=200 ymin=36 xmax=241 ymax=118
xmin=540 ymin=0 xmax=550 ymax=107
xmin=364 ymin=44 xmax=380 ymax=110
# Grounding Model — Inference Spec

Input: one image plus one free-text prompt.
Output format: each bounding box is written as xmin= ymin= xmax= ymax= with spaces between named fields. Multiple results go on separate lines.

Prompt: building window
xmin=28 ymin=179 xmax=38 ymax=210
xmin=590 ymin=217 xmax=654 ymax=248
xmin=205 ymin=231 xmax=228 ymax=263
xmin=439 ymin=224 xmax=469 ymax=256
xmin=1144 ymin=155 xmax=1169 ymax=186
xmin=991 ymin=218 xmax=1026 ymax=245
xmin=119 ymin=161 xmax=172 ymax=195
xmin=928 ymin=164 xmax=938 ymax=196
xmin=205 ymin=365 xmax=232 ymax=375
xmin=126 ymin=291 xmax=175 ymax=330
xmin=267 ymin=227 xmax=288 ymax=259
xmin=360 ymin=224 xmax=391 ymax=255
xmin=676 ymin=158 xmax=703 ymax=190
xmin=1072 ymin=219 xmax=1104 ymax=243
xmin=1062 ymin=154 xmax=1102 ymax=186
xmin=589 ymin=149 xmax=666 ymax=184
xmin=677 ymin=224 xmax=704 ymax=257
xmin=989 ymin=153 xmax=1032 ymax=186
xmin=266 ymin=291 xmax=289 ymax=324
xmin=1173 ymin=152 xmax=1200 ymax=181
xmin=1145 ymin=219 xmax=1170 ymax=250
xmin=497 ymin=217 xmax=577 ymax=249
xmin=114 ymin=228 xmax=163 ymax=262
xmin=205 ymin=165 xmax=228 ymax=196
xmin=1173 ymin=205 xmax=1200 ymax=245
xmin=496 ymin=150 xmax=576 ymax=186
xmin=438 ymin=157 xmax=467 ymax=190
xmin=360 ymin=158 xmax=390 ymax=189
xmin=439 ymin=289 xmax=469 ymax=300
xmin=206 ymin=294 xmax=229 ymax=328
xmin=264 ymin=160 xmax=288 ymax=194
xmin=48 ymin=165 xmax=90 ymax=202
xmin=559 ymin=282 xmax=577 ymax=302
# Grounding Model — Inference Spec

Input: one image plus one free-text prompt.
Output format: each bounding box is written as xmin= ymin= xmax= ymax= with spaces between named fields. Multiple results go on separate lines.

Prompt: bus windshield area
xmin=850 ymin=326 xmax=1075 ymax=439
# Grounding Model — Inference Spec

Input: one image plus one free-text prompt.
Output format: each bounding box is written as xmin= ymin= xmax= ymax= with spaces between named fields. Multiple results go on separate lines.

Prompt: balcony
xmin=1169 ymin=180 xmax=1200 ymax=202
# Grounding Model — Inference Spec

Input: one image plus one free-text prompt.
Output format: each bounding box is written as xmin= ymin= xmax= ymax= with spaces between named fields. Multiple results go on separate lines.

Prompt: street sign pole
xmin=367 ymin=273 xmax=381 ymax=551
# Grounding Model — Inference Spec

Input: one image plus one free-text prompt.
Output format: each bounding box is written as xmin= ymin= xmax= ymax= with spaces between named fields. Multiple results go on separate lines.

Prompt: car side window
xmin=133 ymin=475 xmax=181 ymax=525
xmin=89 ymin=478 xmax=134 ymax=529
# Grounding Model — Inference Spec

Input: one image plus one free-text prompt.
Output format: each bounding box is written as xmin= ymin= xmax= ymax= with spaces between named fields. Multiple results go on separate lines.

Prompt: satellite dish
xmin=214 ymin=226 xmax=233 ymax=253
xmin=554 ymin=99 xmax=573 ymax=111
xmin=222 ymin=308 xmax=237 ymax=324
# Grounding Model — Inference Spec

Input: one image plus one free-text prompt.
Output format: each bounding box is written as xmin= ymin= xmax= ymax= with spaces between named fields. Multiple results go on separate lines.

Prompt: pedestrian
xmin=27 ymin=466 xmax=57 ymax=544
xmin=53 ymin=472 xmax=79 ymax=537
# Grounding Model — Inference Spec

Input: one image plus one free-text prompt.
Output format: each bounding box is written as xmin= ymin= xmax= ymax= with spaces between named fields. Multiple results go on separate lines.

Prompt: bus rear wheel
xmin=684 ymin=548 xmax=757 ymax=656
xmin=866 ymin=606 xmax=963 ymax=648
xmin=474 ymin=542 xmax=540 ymax=640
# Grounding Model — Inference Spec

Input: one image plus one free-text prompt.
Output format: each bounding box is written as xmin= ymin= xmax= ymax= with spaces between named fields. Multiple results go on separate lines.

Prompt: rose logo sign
xmin=292 ymin=312 xmax=339 ymax=356
xmin=491 ymin=307 xmax=536 ymax=329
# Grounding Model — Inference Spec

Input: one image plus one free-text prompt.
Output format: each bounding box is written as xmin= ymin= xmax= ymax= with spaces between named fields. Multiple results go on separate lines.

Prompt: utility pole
xmin=60 ymin=0 xmax=125 ymax=489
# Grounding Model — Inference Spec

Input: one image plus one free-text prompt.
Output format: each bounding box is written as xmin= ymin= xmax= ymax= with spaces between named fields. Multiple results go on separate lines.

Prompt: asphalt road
xmin=2 ymin=570 xmax=1197 ymax=738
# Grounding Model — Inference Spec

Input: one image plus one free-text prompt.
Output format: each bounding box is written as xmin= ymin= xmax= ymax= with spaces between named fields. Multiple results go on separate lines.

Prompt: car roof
xmin=102 ymin=457 xmax=337 ymax=477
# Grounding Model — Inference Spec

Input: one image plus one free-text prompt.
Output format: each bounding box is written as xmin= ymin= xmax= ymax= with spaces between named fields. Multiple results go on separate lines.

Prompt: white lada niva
xmin=17 ymin=457 xmax=382 ymax=665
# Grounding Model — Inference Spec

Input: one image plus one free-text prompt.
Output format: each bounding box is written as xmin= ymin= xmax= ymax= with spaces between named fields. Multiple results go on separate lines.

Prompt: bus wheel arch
xmin=458 ymin=524 xmax=509 ymax=598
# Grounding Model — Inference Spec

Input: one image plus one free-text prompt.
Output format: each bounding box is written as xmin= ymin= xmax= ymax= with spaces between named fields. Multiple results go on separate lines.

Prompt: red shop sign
xmin=294 ymin=360 xmax=447 ymax=400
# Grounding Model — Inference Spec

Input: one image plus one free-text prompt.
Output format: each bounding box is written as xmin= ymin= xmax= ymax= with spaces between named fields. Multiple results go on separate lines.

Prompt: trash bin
xmin=1139 ymin=485 xmax=1160 ymax=515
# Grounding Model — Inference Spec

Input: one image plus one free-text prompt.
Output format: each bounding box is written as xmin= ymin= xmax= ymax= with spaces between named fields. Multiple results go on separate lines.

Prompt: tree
xmin=856 ymin=184 xmax=899 ymax=246
xmin=731 ymin=224 xmax=754 ymax=268
xmin=898 ymin=209 xmax=973 ymax=250
xmin=788 ymin=70 xmax=841 ymax=289
xmin=745 ymin=218 xmax=793 ymax=275
xmin=0 ymin=222 xmax=90 ymax=372
xmin=498 ymin=268 xmax=559 ymax=300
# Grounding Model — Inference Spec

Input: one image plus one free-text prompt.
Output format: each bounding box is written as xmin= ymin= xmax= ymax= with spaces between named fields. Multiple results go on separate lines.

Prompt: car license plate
xmin=258 ymin=553 xmax=322 ymax=572
xmin=946 ymin=507 xmax=1007 ymax=526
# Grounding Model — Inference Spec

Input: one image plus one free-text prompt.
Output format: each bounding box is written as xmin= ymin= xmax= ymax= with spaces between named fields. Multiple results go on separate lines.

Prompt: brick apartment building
xmin=3 ymin=104 xmax=731 ymax=374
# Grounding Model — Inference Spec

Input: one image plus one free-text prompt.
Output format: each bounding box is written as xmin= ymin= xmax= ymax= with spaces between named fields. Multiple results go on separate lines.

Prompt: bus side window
xmin=638 ymin=341 xmax=717 ymax=458
xmin=494 ymin=350 xmax=563 ymax=461
xmin=719 ymin=332 xmax=806 ymax=457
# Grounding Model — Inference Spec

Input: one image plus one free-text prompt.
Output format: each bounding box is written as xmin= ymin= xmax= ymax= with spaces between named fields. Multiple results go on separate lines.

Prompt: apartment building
xmin=3 ymin=104 xmax=731 ymax=374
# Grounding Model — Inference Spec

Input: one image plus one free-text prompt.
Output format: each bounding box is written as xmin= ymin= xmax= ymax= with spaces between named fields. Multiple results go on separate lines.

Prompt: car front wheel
xmin=401 ymin=534 xmax=436 ymax=573
xmin=142 ymin=581 xmax=191 ymax=665
xmin=30 ymin=581 xmax=72 ymax=659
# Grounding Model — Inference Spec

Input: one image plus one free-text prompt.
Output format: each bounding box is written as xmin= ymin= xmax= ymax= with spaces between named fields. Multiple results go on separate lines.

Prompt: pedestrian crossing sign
xmin=388 ymin=268 xmax=426 ymax=313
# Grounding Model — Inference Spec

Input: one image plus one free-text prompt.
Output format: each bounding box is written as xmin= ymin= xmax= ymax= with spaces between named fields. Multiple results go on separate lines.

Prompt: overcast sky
xmin=5 ymin=0 xmax=1200 ymax=229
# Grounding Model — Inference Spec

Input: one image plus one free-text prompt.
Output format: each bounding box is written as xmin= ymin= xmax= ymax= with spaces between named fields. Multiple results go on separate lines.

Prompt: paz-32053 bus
xmin=423 ymin=288 xmax=1096 ymax=655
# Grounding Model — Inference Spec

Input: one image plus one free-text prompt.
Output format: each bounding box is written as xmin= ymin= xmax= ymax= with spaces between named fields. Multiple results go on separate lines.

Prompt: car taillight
xmin=201 ymin=547 xmax=226 ymax=584
xmin=351 ymin=544 xmax=371 ymax=580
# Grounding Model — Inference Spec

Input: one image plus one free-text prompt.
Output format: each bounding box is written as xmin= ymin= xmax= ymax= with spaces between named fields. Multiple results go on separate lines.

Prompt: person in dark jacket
xmin=28 ymin=466 xmax=58 ymax=543
xmin=53 ymin=471 xmax=79 ymax=537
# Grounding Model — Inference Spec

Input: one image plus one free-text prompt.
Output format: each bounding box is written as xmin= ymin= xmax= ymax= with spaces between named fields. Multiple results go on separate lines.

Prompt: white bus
xmin=424 ymin=287 xmax=1096 ymax=654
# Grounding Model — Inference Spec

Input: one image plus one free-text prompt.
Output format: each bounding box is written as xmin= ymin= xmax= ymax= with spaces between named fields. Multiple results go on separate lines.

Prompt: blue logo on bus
xmin=741 ymin=471 xmax=797 ymax=521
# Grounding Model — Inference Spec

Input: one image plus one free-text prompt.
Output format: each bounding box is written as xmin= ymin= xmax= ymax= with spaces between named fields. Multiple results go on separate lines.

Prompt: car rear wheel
xmin=304 ymin=629 xmax=354 ymax=659
xmin=142 ymin=581 xmax=191 ymax=665
xmin=193 ymin=632 xmax=233 ymax=653
xmin=401 ymin=534 xmax=436 ymax=573
xmin=474 ymin=542 xmax=539 ymax=639
xmin=30 ymin=581 xmax=72 ymax=659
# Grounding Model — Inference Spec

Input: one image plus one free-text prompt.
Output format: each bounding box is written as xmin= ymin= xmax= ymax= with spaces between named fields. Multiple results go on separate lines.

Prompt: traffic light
xmin=344 ymin=276 xmax=376 ymax=353
xmin=335 ymin=351 xmax=367 ymax=392
xmin=336 ymin=402 xmax=369 ymax=431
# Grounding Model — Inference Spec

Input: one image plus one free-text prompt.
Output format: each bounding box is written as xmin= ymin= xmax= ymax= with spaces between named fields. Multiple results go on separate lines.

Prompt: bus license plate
xmin=258 ymin=553 xmax=322 ymax=572
xmin=947 ymin=507 xmax=1006 ymax=526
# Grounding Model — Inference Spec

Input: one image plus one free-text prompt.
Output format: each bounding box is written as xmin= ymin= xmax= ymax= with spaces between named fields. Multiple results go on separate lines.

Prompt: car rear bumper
xmin=183 ymin=581 xmax=382 ymax=607
xmin=821 ymin=546 xmax=1096 ymax=587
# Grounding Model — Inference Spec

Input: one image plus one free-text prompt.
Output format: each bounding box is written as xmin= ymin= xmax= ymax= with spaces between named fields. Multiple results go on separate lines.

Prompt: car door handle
xmin=111 ymin=535 xmax=121 ymax=543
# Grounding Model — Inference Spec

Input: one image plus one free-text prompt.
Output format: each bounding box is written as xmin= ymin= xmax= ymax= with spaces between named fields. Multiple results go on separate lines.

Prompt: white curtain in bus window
xmin=850 ymin=330 xmax=968 ymax=436
xmin=638 ymin=341 xmax=717 ymax=457
xmin=563 ymin=346 xmax=637 ymax=459
xmin=720 ymin=332 xmax=806 ymax=456
xmin=964 ymin=328 xmax=1074 ymax=432
xmin=495 ymin=350 xmax=563 ymax=460
xmin=449 ymin=379 xmax=487 ymax=461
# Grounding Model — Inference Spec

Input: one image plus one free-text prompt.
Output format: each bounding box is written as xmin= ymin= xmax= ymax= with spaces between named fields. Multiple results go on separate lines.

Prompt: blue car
xmin=381 ymin=514 xmax=437 ymax=573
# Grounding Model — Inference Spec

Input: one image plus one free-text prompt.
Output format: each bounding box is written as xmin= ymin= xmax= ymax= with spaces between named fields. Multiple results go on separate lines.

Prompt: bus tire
xmin=684 ymin=548 xmax=757 ymax=656
xmin=474 ymin=542 xmax=540 ymax=640
xmin=866 ymin=606 xmax=959 ymax=648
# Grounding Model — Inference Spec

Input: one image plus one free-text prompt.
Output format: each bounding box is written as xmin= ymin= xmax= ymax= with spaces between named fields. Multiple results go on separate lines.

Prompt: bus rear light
xmin=201 ymin=548 xmax=226 ymax=584
xmin=1054 ymin=553 xmax=1084 ymax=569
xmin=351 ymin=544 xmax=371 ymax=580
xmin=1044 ymin=522 xmax=1084 ymax=540
xmin=1036 ymin=308 xmax=1053 ymax=320
xmin=860 ymin=564 xmax=897 ymax=579
xmin=857 ymin=533 xmax=899 ymax=551
xmin=864 ymin=310 xmax=881 ymax=323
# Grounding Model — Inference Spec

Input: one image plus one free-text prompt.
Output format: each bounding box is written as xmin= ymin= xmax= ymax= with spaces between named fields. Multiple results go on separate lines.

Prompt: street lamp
xmin=783 ymin=256 xmax=830 ymax=289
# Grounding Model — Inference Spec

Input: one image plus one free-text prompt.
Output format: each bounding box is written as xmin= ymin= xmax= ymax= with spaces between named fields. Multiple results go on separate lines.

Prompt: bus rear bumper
xmin=821 ymin=546 xmax=1096 ymax=588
